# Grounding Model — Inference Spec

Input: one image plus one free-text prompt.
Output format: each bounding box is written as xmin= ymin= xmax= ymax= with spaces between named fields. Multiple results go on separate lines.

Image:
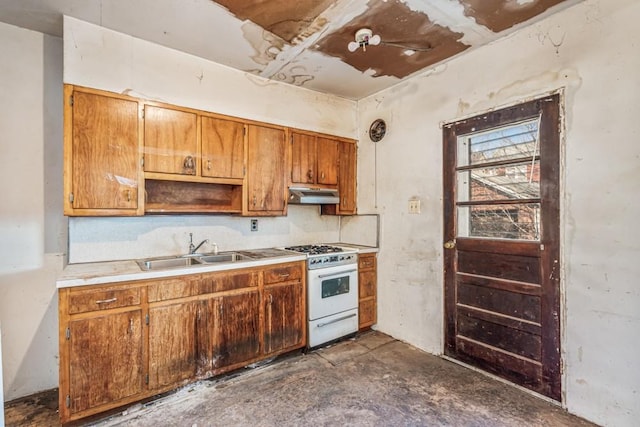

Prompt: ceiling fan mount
xmin=348 ymin=28 xmax=381 ymax=52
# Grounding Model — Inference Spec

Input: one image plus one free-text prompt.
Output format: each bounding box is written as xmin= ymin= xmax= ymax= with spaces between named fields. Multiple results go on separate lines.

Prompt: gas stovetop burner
xmin=284 ymin=245 xmax=345 ymax=255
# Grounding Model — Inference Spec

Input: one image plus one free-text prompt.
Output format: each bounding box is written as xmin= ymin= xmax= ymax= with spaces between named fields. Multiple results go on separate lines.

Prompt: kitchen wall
xmin=0 ymin=16 xmax=360 ymax=401
xmin=356 ymin=0 xmax=639 ymax=425
xmin=0 ymin=22 xmax=65 ymax=400
xmin=63 ymin=16 xmax=359 ymax=264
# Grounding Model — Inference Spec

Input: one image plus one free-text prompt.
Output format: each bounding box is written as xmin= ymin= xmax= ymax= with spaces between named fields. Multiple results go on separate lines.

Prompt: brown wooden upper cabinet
xmin=63 ymin=85 xmax=355 ymax=217
xmin=201 ymin=115 xmax=245 ymax=180
xmin=321 ymin=140 xmax=357 ymax=215
xmin=63 ymin=85 xmax=144 ymax=216
xmin=246 ymin=125 xmax=287 ymax=215
xmin=143 ymin=104 xmax=198 ymax=176
xmin=290 ymin=131 xmax=338 ymax=187
xmin=337 ymin=141 xmax=357 ymax=214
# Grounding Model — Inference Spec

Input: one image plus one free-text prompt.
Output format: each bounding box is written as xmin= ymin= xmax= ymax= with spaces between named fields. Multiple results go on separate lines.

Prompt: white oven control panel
xmin=308 ymin=253 xmax=357 ymax=269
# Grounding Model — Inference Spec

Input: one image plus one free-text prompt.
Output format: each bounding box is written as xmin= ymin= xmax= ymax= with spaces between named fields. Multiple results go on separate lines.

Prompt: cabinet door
xmin=291 ymin=132 xmax=316 ymax=185
xmin=66 ymin=89 xmax=141 ymax=215
xmin=264 ymin=283 xmax=304 ymax=354
xmin=316 ymin=137 xmax=339 ymax=186
xmin=213 ymin=291 xmax=260 ymax=369
xmin=359 ymin=270 xmax=377 ymax=300
xmin=201 ymin=117 xmax=245 ymax=180
xmin=144 ymin=105 xmax=197 ymax=175
xmin=67 ymin=309 xmax=144 ymax=414
xmin=148 ymin=301 xmax=199 ymax=389
xmin=246 ymin=125 xmax=287 ymax=214
xmin=338 ymin=141 xmax=357 ymax=214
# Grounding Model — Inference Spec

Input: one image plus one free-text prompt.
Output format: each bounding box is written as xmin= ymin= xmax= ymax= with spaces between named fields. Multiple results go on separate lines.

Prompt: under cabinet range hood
xmin=289 ymin=187 xmax=340 ymax=204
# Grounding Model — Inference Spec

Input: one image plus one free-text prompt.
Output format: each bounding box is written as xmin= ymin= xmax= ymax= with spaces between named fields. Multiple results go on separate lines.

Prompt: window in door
xmin=456 ymin=118 xmax=541 ymax=241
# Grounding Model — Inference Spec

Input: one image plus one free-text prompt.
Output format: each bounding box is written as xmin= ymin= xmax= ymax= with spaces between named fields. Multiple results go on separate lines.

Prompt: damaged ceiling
xmin=0 ymin=0 xmax=582 ymax=99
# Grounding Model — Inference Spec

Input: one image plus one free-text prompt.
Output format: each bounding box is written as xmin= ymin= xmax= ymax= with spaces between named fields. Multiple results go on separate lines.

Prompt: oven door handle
xmin=317 ymin=313 xmax=357 ymax=328
xmin=317 ymin=268 xmax=357 ymax=279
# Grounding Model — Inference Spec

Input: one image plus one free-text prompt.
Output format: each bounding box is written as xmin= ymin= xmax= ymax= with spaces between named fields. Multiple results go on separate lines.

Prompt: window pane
xmin=457 ymin=203 xmax=541 ymax=240
xmin=458 ymin=119 xmax=540 ymax=167
xmin=457 ymin=161 xmax=540 ymax=202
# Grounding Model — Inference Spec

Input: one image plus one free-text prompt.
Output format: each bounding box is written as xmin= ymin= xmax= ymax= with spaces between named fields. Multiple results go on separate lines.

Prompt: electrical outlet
xmin=250 ymin=219 xmax=258 ymax=231
xmin=409 ymin=199 xmax=421 ymax=214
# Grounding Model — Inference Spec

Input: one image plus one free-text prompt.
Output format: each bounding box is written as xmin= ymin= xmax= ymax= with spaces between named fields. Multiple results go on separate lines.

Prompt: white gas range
xmin=283 ymin=245 xmax=359 ymax=348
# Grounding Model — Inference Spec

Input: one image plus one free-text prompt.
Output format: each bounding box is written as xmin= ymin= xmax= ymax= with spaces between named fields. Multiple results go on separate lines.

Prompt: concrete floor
xmin=5 ymin=331 xmax=595 ymax=426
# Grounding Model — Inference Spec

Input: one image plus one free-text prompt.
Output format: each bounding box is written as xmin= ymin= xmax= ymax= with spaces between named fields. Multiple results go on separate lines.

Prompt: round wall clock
xmin=369 ymin=119 xmax=386 ymax=142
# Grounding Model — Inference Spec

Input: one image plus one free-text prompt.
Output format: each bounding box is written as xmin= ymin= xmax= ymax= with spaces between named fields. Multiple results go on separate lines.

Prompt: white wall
xmin=0 ymin=22 xmax=65 ymax=400
xmin=356 ymin=0 xmax=639 ymax=425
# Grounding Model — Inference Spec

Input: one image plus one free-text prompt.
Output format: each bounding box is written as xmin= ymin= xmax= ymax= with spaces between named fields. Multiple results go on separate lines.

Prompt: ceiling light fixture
xmin=347 ymin=27 xmax=433 ymax=53
xmin=348 ymin=28 xmax=381 ymax=52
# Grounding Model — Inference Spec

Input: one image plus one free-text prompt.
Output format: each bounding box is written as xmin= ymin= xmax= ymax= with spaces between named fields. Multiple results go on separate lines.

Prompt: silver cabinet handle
xmin=96 ymin=297 xmax=117 ymax=305
xmin=318 ymin=269 xmax=357 ymax=279
xmin=317 ymin=313 xmax=356 ymax=328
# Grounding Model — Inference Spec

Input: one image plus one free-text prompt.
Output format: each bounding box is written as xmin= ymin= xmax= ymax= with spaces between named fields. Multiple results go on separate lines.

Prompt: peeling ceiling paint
xmin=460 ymin=0 xmax=568 ymax=32
xmin=314 ymin=0 xmax=469 ymax=79
xmin=0 ymin=0 xmax=584 ymax=99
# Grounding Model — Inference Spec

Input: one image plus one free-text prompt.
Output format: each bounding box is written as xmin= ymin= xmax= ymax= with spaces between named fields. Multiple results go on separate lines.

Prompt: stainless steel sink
xmin=136 ymin=252 xmax=253 ymax=270
xmin=198 ymin=253 xmax=253 ymax=263
xmin=137 ymin=256 xmax=203 ymax=271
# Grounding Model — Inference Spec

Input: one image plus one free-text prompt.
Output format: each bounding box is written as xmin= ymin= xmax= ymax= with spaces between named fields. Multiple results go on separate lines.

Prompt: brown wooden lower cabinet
xmin=358 ymin=253 xmax=377 ymax=330
xmin=58 ymin=261 xmax=305 ymax=423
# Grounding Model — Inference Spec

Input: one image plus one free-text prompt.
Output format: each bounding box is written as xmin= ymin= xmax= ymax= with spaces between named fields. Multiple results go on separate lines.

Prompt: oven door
xmin=308 ymin=264 xmax=358 ymax=321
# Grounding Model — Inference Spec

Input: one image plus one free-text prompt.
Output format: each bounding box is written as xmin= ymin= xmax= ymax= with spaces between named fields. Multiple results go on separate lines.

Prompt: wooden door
xmin=212 ymin=291 xmax=260 ymax=369
xmin=67 ymin=89 xmax=140 ymax=214
xmin=148 ymin=301 xmax=199 ymax=389
xmin=143 ymin=105 xmax=197 ymax=175
xmin=443 ymin=95 xmax=561 ymax=400
xmin=264 ymin=283 xmax=304 ymax=354
xmin=316 ymin=137 xmax=339 ymax=185
xmin=68 ymin=309 xmax=144 ymax=414
xmin=291 ymin=132 xmax=316 ymax=185
xmin=201 ymin=116 xmax=245 ymax=179
xmin=246 ymin=125 xmax=286 ymax=214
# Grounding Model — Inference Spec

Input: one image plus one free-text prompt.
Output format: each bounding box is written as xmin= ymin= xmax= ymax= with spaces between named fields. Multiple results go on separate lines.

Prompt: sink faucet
xmin=188 ymin=233 xmax=209 ymax=254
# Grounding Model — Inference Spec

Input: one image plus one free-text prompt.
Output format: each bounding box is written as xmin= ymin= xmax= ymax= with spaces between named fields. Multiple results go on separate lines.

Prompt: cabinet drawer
xmin=201 ymin=270 xmax=259 ymax=293
xmin=148 ymin=277 xmax=207 ymax=302
xmin=358 ymin=254 xmax=376 ymax=270
xmin=68 ymin=285 xmax=141 ymax=314
xmin=264 ymin=263 xmax=303 ymax=285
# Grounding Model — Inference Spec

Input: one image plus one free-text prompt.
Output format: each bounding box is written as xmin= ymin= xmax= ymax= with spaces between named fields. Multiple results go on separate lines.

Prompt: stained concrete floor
xmin=5 ymin=331 xmax=595 ymax=427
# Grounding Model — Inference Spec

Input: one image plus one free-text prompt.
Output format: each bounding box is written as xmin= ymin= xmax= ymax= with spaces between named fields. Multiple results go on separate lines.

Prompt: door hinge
xmin=69 ymin=95 xmax=74 ymax=107
xmin=145 ymin=373 xmax=149 ymax=385
xmin=141 ymin=108 xmax=145 ymax=119
xmin=560 ymin=358 xmax=564 ymax=374
xmin=66 ymin=395 xmax=71 ymax=408
xmin=65 ymin=327 xmax=70 ymax=340
xmin=68 ymin=193 xmax=74 ymax=204
xmin=145 ymin=313 xmax=149 ymax=325
xmin=243 ymin=126 xmax=247 ymax=136
xmin=141 ymin=156 xmax=145 ymax=167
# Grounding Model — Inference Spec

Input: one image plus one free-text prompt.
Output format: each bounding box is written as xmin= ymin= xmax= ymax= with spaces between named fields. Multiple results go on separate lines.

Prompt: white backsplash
xmin=68 ymin=205 xmax=343 ymax=263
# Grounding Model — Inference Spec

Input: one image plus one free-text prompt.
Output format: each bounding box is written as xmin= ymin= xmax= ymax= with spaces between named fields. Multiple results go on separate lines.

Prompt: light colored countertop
xmin=57 ymin=244 xmax=379 ymax=289
xmin=333 ymin=243 xmax=379 ymax=254
xmin=57 ymin=250 xmax=306 ymax=288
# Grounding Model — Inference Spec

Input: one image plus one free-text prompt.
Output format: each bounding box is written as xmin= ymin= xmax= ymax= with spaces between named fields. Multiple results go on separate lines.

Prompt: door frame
xmin=442 ymin=93 xmax=563 ymax=401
